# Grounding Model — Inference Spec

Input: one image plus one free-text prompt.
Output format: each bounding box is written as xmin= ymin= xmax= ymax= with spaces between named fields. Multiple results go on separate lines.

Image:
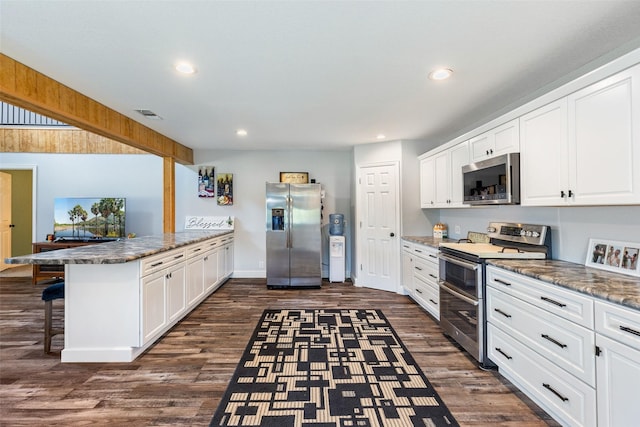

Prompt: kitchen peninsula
xmin=6 ymin=231 xmax=234 ymax=363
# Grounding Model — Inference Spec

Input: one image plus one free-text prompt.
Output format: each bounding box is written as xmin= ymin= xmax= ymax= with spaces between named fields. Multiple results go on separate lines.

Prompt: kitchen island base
xmin=48 ymin=233 xmax=234 ymax=363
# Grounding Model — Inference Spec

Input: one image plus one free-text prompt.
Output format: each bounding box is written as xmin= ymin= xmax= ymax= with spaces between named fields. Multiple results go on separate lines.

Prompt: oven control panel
xmin=486 ymin=222 xmax=549 ymax=246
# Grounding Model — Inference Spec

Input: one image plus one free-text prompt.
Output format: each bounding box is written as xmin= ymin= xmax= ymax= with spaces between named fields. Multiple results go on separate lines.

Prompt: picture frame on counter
xmin=585 ymin=238 xmax=640 ymax=277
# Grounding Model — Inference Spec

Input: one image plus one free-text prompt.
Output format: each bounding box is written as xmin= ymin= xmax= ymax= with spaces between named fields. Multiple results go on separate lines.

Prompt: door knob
xmin=390 ymin=232 xmax=395 ymax=237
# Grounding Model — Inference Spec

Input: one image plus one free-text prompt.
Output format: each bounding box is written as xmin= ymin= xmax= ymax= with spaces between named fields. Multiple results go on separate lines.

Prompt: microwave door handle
xmin=438 ymin=253 xmax=479 ymax=271
xmin=439 ymin=282 xmax=479 ymax=306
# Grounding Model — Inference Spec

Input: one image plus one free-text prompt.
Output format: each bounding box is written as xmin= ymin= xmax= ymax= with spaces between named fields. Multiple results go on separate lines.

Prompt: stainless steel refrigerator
xmin=266 ymin=182 xmax=322 ymax=288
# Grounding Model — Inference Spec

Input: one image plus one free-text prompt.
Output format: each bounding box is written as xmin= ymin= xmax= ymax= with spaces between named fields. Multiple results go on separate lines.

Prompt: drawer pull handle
xmin=494 ymin=308 xmax=512 ymax=318
xmin=415 ymin=249 xmax=423 ymax=253
xmin=428 ymin=254 xmax=437 ymax=259
xmin=193 ymin=248 xmax=202 ymax=252
xmin=540 ymin=296 xmax=566 ymax=308
xmin=151 ymin=261 xmax=163 ymax=267
xmin=174 ymin=254 xmax=184 ymax=259
xmin=542 ymin=383 xmax=569 ymax=402
xmin=620 ymin=325 xmax=640 ymax=337
xmin=495 ymin=278 xmax=511 ymax=286
xmin=541 ymin=334 xmax=567 ymax=349
xmin=495 ymin=347 xmax=512 ymax=360
xmin=429 ymin=274 xmax=438 ymax=279
xmin=415 ymin=266 xmax=423 ymax=271
xmin=429 ymin=298 xmax=438 ymax=305
xmin=415 ymin=288 xmax=423 ymax=294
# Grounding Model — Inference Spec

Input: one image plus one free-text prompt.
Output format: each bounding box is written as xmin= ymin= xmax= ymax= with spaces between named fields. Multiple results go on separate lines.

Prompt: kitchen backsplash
xmin=438 ymin=205 xmax=640 ymax=264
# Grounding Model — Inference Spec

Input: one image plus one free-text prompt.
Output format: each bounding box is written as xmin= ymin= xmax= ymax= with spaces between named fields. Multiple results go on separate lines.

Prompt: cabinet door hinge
xmin=595 ymin=345 xmax=602 ymax=357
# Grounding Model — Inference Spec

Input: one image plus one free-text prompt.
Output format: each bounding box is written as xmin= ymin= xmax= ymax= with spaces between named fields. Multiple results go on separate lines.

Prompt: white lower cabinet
xmin=141 ymin=270 xmax=167 ymax=344
xmin=487 ymin=265 xmax=640 ymax=426
xmin=402 ymin=242 xmax=415 ymax=295
xmin=140 ymin=235 xmax=232 ymax=347
xmin=186 ymin=244 xmax=206 ymax=306
xmin=166 ymin=263 xmax=186 ymax=323
xmin=488 ymin=324 xmax=596 ymax=427
xmin=405 ymin=242 xmax=439 ymax=320
xmin=140 ymin=248 xmax=186 ymax=345
xmin=486 ymin=265 xmax=596 ymax=427
xmin=595 ymin=300 xmax=640 ymax=427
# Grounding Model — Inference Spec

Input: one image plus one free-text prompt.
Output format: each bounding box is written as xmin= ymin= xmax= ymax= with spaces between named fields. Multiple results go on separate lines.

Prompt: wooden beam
xmin=0 ymin=54 xmax=193 ymax=165
xmin=163 ymin=157 xmax=176 ymax=233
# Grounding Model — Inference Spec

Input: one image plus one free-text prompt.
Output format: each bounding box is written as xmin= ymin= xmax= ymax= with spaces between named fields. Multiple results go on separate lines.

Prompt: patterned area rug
xmin=210 ymin=309 xmax=459 ymax=427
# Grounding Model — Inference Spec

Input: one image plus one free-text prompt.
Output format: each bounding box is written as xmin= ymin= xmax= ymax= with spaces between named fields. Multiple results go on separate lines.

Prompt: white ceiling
xmin=2 ymin=1 xmax=640 ymax=152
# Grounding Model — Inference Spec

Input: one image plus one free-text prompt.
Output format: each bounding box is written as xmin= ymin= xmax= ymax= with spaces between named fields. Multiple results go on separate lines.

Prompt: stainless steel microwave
xmin=462 ymin=153 xmax=520 ymax=205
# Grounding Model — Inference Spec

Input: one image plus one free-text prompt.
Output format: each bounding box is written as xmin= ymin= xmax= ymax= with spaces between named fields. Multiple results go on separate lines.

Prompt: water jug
xmin=329 ymin=214 xmax=344 ymax=235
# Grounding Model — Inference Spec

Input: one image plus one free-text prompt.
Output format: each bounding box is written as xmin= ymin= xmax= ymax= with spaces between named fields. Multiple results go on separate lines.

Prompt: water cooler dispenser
xmin=329 ymin=214 xmax=345 ymax=282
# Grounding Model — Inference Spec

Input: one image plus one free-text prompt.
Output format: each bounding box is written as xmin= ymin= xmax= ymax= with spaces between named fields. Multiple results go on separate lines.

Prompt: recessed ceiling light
xmin=376 ymin=134 xmax=386 ymax=140
xmin=236 ymin=129 xmax=248 ymax=137
xmin=428 ymin=68 xmax=453 ymax=81
xmin=175 ymin=62 xmax=196 ymax=74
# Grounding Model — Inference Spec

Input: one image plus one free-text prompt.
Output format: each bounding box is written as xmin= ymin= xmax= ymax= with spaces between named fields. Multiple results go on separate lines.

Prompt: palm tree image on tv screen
xmin=53 ymin=197 xmax=126 ymax=239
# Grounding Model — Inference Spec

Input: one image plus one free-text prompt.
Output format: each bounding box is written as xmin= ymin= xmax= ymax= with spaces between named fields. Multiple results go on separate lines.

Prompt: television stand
xmin=31 ymin=241 xmax=104 ymax=285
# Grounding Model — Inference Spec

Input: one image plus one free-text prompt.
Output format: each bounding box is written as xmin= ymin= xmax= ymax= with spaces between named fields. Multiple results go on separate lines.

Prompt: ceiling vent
xmin=135 ymin=109 xmax=163 ymax=120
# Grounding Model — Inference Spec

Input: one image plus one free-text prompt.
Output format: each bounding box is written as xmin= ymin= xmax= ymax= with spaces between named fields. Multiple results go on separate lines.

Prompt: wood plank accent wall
xmin=0 ymin=54 xmax=193 ymax=165
xmin=1 ymin=128 xmax=147 ymax=154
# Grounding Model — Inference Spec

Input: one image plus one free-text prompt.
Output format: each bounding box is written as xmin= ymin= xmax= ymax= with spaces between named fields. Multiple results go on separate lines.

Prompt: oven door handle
xmin=439 ymin=281 xmax=479 ymax=306
xmin=438 ymin=253 xmax=480 ymax=271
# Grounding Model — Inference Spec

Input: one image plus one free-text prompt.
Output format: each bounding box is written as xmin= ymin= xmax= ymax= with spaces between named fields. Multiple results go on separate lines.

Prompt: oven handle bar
xmin=438 ymin=253 xmax=480 ymax=271
xmin=439 ymin=281 xmax=479 ymax=306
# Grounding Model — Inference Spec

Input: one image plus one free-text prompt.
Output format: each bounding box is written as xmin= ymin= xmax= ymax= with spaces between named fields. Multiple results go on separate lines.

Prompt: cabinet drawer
xmin=412 ymin=245 xmax=438 ymax=265
xmin=487 ymin=266 xmax=594 ymax=328
xmin=413 ymin=276 xmax=439 ymax=320
xmin=219 ymin=234 xmax=234 ymax=245
xmin=140 ymin=248 xmax=186 ymax=277
xmin=595 ymin=300 xmax=640 ymax=352
xmin=487 ymin=287 xmax=595 ymax=386
xmin=488 ymin=324 xmax=596 ymax=427
xmin=186 ymin=242 xmax=207 ymax=259
xmin=414 ymin=257 xmax=439 ymax=286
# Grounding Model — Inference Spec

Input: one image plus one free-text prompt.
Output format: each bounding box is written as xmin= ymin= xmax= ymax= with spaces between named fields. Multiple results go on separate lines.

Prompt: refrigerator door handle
xmin=286 ymin=195 xmax=292 ymax=248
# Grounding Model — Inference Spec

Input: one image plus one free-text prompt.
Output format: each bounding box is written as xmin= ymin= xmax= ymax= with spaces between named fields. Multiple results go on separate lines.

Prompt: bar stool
xmin=42 ymin=282 xmax=64 ymax=353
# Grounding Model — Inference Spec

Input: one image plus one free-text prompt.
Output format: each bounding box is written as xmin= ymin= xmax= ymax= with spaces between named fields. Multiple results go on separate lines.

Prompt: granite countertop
xmin=403 ymin=236 xmax=456 ymax=249
xmin=487 ymin=259 xmax=640 ymax=311
xmin=5 ymin=230 xmax=232 ymax=265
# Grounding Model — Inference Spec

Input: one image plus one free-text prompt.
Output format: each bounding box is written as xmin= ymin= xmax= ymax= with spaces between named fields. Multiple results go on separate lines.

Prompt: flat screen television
xmin=53 ymin=197 xmax=126 ymax=240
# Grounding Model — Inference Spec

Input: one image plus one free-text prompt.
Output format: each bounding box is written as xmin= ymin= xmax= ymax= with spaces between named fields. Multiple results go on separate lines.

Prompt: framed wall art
xmin=198 ymin=166 xmax=215 ymax=198
xmin=216 ymin=173 xmax=233 ymax=205
xmin=585 ymin=238 xmax=640 ymax=277
xmin=280 ymin=172 xmax=309 ymax=184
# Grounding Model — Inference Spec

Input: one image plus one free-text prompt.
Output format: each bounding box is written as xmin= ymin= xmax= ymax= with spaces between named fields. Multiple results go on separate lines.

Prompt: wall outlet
xmin=259 ymin=261 xmax=264 ymax=269
xmin=454 ymin=225 xmax=461 ymax=235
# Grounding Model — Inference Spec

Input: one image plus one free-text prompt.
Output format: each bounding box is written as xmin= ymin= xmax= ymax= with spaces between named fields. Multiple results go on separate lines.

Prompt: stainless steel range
xmin=438 ymin=222 xmax=552 ymax=368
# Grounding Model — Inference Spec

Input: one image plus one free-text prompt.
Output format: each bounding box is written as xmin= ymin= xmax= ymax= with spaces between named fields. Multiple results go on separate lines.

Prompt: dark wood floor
xmin=0 ymin=269 xmax=559 ymax=426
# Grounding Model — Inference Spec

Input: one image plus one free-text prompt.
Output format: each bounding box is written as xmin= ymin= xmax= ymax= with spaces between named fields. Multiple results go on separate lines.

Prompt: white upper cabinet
xmin=448 ymin=141 xmax=470 ymax=206
xmin=470 ymin=119 xmax=520 ymax=162
xmin=520 ymin=98 xmax=569 ymax=205
xmin=521 ymin=64 xmax=640 ymax=206
xmin=420 ymin=156 xmax=436 ymax=208
xmin=420 ymin=141 xmax=469 ymax=208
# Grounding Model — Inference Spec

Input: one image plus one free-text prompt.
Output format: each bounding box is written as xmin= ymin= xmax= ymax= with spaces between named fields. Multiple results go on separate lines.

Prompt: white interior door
xmin=357 ymin=163 xmax=399 ymax=293
xmin=0 ymin=171 xmax=13 ymax=271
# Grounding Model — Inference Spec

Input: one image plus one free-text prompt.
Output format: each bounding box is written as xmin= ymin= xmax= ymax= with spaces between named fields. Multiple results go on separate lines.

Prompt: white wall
xmin=1 ymin=153 xmax=163 ymax=241
xmin=176 ymin=149 xmax=353 ymax=278
xmin=438 ymin=205 xmax=640 ymax=264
